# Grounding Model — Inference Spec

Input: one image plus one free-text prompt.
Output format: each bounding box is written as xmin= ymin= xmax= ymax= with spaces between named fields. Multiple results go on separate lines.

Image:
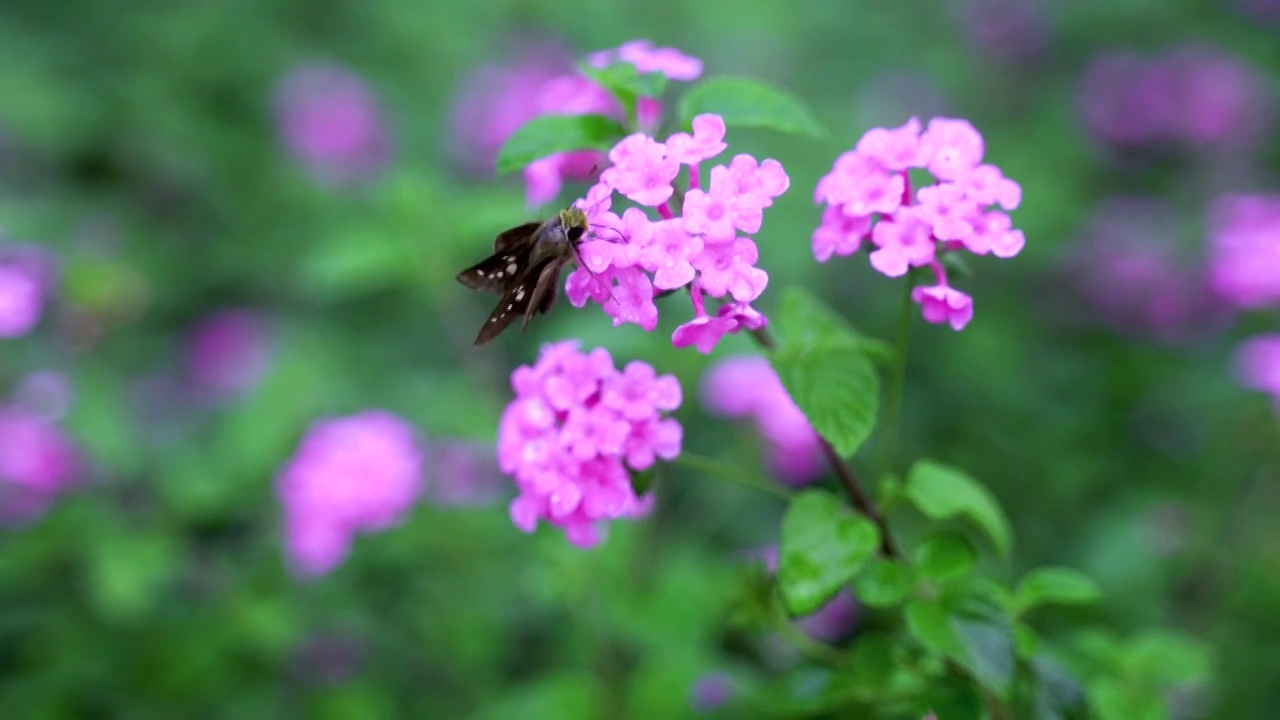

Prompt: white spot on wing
xmin=515 ymin=289 xmax=525 ymax=301
xmin=506 ymin=262 xmax=518 ymax=275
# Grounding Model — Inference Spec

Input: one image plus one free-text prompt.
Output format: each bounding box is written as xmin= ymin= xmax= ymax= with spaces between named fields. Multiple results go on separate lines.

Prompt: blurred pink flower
xmin=1206 ymin=193 xmax=1280 ymax=309
xmin=0 ymin=403 xmax=81 ymax=521
xmin=1079 ymin=47 xmax=1270 ymax=151
xmin=449 ymin=41 xmax=622 ymax=205
xmin=448 ymin=38 xmax=578 ymax=175
xmin=1233 ymin=335 xmax=1280 ymax=406
xmin=949 ymin=0 xmax=1053 ymax=62
xmin=276 ymin=410 xmax=423 ymax=577
xmin=11 ymin=371 xmax=72 ymax=423
xmin=1070 ymin=197 xmax=1223 ymax=340
xmin=690 ymin=672 xmax=735 ymax=712
xmin=701 ymin=355 xmax=823 ymax=484
xmin=420 ymin=439 xmax=505 ymax=507
xmin=0 ymin=243 xmax=56 ymax=339
xmin=274 ymin=62 xmax=392 ymax=184
xmin=185 ymin=309 xmax=270 ymax=396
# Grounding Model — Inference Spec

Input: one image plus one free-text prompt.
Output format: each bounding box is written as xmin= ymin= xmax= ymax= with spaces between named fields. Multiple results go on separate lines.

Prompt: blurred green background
xmin=1 ymin=0 xmax=1278 ymax=717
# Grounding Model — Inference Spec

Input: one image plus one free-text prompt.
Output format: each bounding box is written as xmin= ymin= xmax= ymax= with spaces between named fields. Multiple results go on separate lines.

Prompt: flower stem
xmin=878 ymin=275 xmax=915 ymax=486
xmin=674 ymin=452 xmax=794 ymax=500
xmin=750 ymin=326 xmax=900 ymax=557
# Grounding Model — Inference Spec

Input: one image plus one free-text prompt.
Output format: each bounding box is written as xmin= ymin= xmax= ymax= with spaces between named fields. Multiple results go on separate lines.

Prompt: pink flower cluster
xmin=700 ymin=356 xmax=823 ymax=484
xmin=451 ymin=39 xmax=702 ymax=205
xmin=1234 ymin=335 xmax=1280 ymax=408
xmin=1069 ymin=197 xmax=1223 ymax=341
xmin=0 ymin=244 xmax=55 ymax=339
xmin=1207 ymin=194 xmax=1280 ymax=309
xmin=0 ymin=393 xmax=81 ymax=523
xmin=185 ymin=309 xmax=271 ymax=397
xmin=812 ymin=117 xmax=1024 ymax=330
xmin=1079 ymin=47 xmax=1271 ymax=151
xmin=276 ymin=410 xmax=423 ymax=577
xmin=498 ymin=341 xmax=681 ymax=547
xmin=274 ymin=62 xmax=392 ymax=184
xmin=565 ymin=113 xmax=786 ymax=353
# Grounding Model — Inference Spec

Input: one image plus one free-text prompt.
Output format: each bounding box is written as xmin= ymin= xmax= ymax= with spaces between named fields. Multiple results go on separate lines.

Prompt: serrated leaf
xmin=678 ymin=76 xmax=827 ymax=138
xmin=494 ymin=114 xmax=626 ymax=176
xmin=854 ymin=559 xmax=914 ymax=608
xmin=779 ymin=491 xmax=879 ymax=615
xmin=913 ymin=532 xmax=977 ymax=582
xmin=905 ymin=460 xmax=1013 ymax=558
xmin=771 ymin=343 xmax=879 ymax=458
xmin=1013 ymin=567 xmax=1103 ymax=615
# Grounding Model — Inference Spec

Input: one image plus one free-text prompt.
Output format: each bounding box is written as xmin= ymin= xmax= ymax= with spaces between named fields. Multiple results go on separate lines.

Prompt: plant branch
xmin=750 ymin=326 xmax=900 ymax=558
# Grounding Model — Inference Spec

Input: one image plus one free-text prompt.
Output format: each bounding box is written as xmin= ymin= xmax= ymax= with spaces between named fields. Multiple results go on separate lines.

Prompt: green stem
xmin=674 ymin=452 xmax=794 ymax=500
xmin=878 ymin=276 xmax=915 ymax=484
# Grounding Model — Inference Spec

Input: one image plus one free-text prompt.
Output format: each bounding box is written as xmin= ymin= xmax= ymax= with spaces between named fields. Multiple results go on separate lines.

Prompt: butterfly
xmin=456 ymin=206 xmax=590 ymax=345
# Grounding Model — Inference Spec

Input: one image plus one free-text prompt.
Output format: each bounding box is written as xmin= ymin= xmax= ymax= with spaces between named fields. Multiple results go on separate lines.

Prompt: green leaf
xmin=471 ymin=672 xmax=597 ymax=720
xmin=906 ymin=601 xmax=967 ymax=659
xmin=854 ymin=559 xmax=914 ymax=608
xmin=1013 ymin=567 xmax=1104 ymax=615
xmin=494 ymin=113 xmax=627 ymax=176
xmin=678 ymin=76 xmax=827 ymax=138
xmin=1028 ymin=654 xmax=1088 ymax=720
xmin=1122 ymin=630 xmax=1213 ymax=686
xmin=913 ymin=532 xmax=977 ymax=582
xmin=771 ymin=343 xmax=879 ymax=458
xmin=580 ymin=62 xmax=667 ymax=116
xmin=773 ymin=286 xmax=892 ymax=361
xmin=779 ymin=490 xmax=879 ymax=615
xmin=905 ymin=460 xmax=1013 ymax=558
xmin=953 ymin=617 xmax=1016 ymax=697
xmin=1014 ymin=621 xmax=1041 ymax=658
xmin=906 ymin=603 xmax=1016 ymax=697
xmin=1088 ymin=678 xmax=1166 ymax=720
xmin=921 ymin=672 xmax=984 ymax=720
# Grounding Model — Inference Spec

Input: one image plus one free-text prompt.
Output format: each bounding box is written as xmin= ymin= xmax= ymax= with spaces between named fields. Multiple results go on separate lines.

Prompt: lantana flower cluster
xmin=275 ymin=410 xmax=423 ymax=577
xmin=565 ymin=113 xmax=787 ymax=353
xmin=274 ymin=62 xmax=392 ymax=184
xmin=700 ymin=355 xmax=823 ymax=484
xmin=451 ymin=39 xmax=702 ymax=205
xmin=812 ymin=116 xmax=1024 ymax=330
xmin=498 ymin=341 xmax=681 ymax=547
xmin=1209 ymin=194 xmax=1280 ymax=408
xmin=0 ymin=242 xmax=56 ymax=339
xmin=1079 ymin=46 xmax=1271 ymax=151
xmin=0 ymin=385 xmax=81 ymax=523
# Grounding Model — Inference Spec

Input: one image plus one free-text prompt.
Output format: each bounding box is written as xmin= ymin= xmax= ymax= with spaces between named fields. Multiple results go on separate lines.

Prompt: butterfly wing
xmin=456 ymin=229 xmax=539 ymax=295
xmin=494 ymin=222 xmax=541 ymax=253
xmin=524 ymin=261 xmax=564 ymax=326
xmin=472 ymin=259 xmax=551 ymax=345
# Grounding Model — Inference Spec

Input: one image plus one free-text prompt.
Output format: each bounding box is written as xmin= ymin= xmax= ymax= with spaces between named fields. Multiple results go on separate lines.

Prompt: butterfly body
xmin=456 ymin=207 xmax=588 ymax=345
